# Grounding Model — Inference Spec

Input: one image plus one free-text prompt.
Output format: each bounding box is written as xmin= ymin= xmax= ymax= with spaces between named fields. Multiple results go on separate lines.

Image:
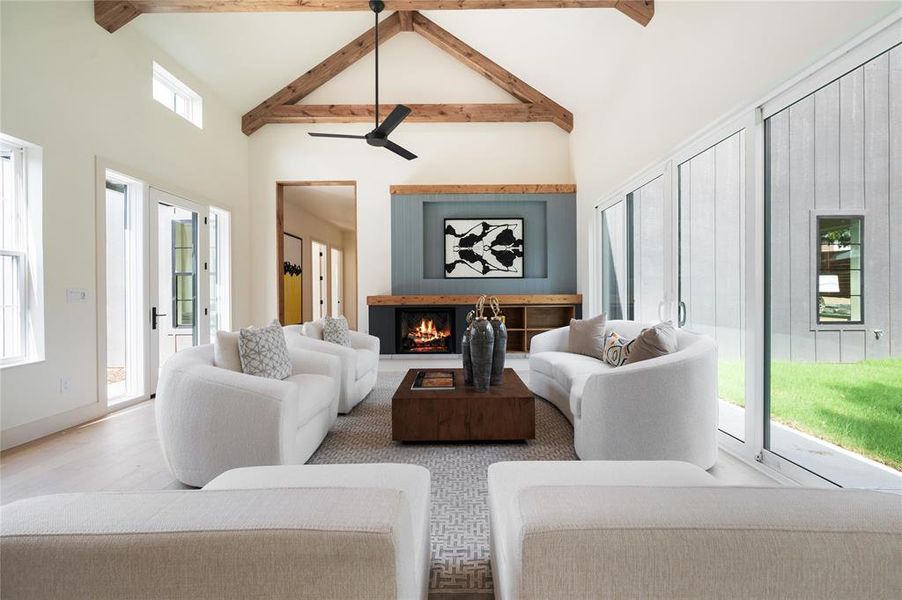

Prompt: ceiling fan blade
xmin=374 ymin=105 xmax=412 ymax=137
xmin=384 ymin=139 xmax=418 ymax=161
xmin=308 ymin=132 xmax=366 ymax=139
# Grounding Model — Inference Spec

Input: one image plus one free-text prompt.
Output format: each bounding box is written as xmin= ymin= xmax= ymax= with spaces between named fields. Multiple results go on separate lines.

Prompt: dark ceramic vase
xmin=490 ymin=318 xmax=507 ymax=385
xmin=461 ymin=327 xmax=473 ymax=386
xmin=469 ymin=318 xmax=494 ymax=392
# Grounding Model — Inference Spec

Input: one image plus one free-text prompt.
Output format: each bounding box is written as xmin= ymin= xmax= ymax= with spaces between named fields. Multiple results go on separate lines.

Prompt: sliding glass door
xmin=677 ymin=131 xmax=747 ymax=441
xmin=764 ymin=46 xmax=901 ymax=488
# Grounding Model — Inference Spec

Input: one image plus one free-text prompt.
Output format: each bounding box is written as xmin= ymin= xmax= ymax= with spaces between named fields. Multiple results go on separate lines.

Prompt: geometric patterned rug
xmin=308 ymin=371 xmax=577 ymax=597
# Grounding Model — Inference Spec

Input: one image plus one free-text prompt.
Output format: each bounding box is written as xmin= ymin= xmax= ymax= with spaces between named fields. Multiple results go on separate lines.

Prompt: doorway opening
xmin=276 ymin=181 xmax=358 ymax=329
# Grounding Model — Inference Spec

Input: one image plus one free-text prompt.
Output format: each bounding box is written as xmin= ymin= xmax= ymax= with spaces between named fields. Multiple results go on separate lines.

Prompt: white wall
xmin=0 ymin=1 xmax=250 ymax=447
xmin=250 ymin=121 xmax=572 ymax=331
xmin=570 ymin=1 xmax=900 ymax=295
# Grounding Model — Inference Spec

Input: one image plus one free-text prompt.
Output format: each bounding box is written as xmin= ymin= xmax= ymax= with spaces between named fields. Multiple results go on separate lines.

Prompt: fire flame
xmin=409 ymin=318 xmax=448 ymax=345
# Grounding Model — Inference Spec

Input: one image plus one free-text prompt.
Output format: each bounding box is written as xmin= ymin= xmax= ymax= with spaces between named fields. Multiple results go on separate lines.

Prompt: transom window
xmin=816 ymin=216 xmax=863 ymax=324
xmin=152 ymin=62 xmax=203 ymax=128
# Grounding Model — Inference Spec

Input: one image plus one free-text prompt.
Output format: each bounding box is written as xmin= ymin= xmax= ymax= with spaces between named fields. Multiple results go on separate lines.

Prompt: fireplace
xmin=397 ymin=309 xmax=455 ymax=354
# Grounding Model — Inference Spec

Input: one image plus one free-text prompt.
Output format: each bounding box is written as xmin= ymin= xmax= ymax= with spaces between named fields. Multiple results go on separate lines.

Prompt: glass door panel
xmin=630 ymin=176 xmax=666 ymax=323
xmin=764 ymin=47 xmax=901 ymax=488
xmin=600 ymin=201 xmax=628 ymax=319
xmin=678 ymin=130 xmax=746 ymax=441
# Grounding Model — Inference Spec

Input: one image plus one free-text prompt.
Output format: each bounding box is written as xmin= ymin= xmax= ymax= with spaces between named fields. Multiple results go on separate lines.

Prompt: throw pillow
xmin=567 ymin=313 xmax=607 ymax=360
xmin=603 ymin=331 xmax=633 ymax=367
xmin=238 ymin=320 xmax=292 ymax=380
xmin=213 ymin=330 xmax=241 ymax=372
xmin=625 ymin=321 xmax=678 ymax=365
xmin=323 ymin=315 xmax=351 ymax=347
xmin=303 ymin=319 xmax=325 ymax=340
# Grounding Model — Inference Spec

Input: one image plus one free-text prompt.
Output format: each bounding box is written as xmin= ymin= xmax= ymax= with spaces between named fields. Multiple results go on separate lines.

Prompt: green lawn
xmin=718 ymin=359 xmax=902 ymax=471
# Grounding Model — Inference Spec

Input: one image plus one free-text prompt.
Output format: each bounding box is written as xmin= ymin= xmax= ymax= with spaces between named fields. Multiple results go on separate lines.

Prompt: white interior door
xmin=311 ymin=240 xmax=327 ymax=321
xmin=149 ymin=187 xmax=208 ymax=392
xmin=330 ymin=247 xmax=343 ymax=317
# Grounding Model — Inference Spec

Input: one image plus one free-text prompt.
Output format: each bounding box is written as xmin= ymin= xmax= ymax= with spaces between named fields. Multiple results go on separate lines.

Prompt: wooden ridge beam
xmin=98 ymin=1 xmax=654 ymax=33
xmin=242 ymin=12 xmax=402 ymax=135
xmin=411 ymin=12 xmax=572 ymax=132
xmin=398 ymin=10 xmax=414 ymax=31
xmin=262 ymin=103 xmax=557 ymax=125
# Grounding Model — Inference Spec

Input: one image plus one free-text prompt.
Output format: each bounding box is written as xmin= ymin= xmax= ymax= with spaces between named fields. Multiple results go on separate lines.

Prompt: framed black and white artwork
xmin=444 ymin=218 xmax=524 ymax=279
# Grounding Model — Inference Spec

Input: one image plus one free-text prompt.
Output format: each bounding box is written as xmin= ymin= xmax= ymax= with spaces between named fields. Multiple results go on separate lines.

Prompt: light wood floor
xmin=1 ymin=359 xmax=777 ymax=505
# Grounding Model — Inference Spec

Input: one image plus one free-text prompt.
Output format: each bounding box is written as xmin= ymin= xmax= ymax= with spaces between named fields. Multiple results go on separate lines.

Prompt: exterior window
xmin=1 ymin=143 xmax=26 ymax=361
xmin=172 ymin=218 xmax=196 ymax=329
xmin=817 ymin=216 xmax=862 ymax=323
xmin=152 ymin=62 xmax=203 ymax=128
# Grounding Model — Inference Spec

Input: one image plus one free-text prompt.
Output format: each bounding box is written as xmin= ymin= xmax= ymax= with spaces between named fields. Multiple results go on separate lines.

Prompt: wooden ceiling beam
xmin=411 ymin=12 xmax=572 ymax=132
xmin=242 ymin=12 xmax=402 ymax=135
xmin=98 ymin=1 xmax=654 ymax=33
xmin=262 ymin=103 xmax=557 ymax=125
xmin=398 ymin=10 xmax=414 ymax=32
xmin=95 ymin=1 xmax=142 ymax=33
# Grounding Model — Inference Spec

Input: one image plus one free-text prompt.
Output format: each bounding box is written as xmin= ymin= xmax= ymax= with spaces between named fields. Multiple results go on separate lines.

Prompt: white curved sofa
xmin=283 ymin=322 xmax=379 ymax=414
xmin=529 ymin=320 xmax=718 ymax=468
xmin=156 ymin=344 xmax=341 ymax=487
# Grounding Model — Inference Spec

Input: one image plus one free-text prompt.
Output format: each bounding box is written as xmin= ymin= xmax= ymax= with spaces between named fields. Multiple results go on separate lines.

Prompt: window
xmin=816 ymin=216 xmax=863 ymax=324
xmin=152 ymin=62 xmax=202 ymax=128
xmin=171 ymin=218 xmax=197 ymax=329
xmin=208 ymin=207 xmax=231 ymax=340
xmin=1 ymin=143 xmax=25 ymax=360
xmin=1 ymin=136 xmax=42 ymax=365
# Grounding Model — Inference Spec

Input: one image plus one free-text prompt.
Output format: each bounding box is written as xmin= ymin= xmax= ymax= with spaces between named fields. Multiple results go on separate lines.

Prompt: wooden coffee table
xmin=392 ymin=368 xmax=535 ymax=442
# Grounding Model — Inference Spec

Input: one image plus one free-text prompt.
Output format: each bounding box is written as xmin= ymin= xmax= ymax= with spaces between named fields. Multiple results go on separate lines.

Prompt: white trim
xmin=152 ymin=61 xmax=203 ymax=128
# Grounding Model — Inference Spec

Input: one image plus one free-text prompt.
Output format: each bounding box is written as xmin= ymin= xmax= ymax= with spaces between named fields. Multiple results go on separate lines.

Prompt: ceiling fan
xmin=308 ymin=0 xmax=417 ymax=160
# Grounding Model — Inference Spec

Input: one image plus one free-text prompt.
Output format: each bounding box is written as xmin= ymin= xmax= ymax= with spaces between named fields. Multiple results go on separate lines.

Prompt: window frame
xmin=0 ymin=136 xmax=43 ymax=367
xmin=171 ymin=217 xmax=197 ymax=330
xmin=152 ymin=62 xmax=203 ymax=128
xmin=809 ymin=209 xmax=866 ymax=330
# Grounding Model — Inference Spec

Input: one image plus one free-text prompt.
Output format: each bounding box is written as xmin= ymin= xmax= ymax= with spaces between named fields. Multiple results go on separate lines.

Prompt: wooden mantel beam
xmin=97 ymin=1 xmax=654 ymax=33
xmin=262 ymin=103 xmax=557 ymax=125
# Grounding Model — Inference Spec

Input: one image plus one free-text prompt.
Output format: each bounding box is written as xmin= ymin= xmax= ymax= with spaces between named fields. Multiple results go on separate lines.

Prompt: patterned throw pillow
xmin=603 ymin=331 xmax=633 ymax=367
xmin=238 ymin=320 xmax=292 ymax=379
xmin=323 ymin=315 xmax=351 ymax=347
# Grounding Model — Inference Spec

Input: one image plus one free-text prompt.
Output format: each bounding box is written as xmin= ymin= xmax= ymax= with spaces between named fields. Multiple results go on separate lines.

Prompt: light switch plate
xmin=66 ymin=288 xmax=88 ymax=303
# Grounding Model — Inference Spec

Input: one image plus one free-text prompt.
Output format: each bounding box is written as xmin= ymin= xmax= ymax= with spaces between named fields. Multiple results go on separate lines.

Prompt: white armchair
xmin=529 ymin=320 xmax=718 ymax=469
xmin=155 ymin=344 xmax=341 ymax=487
xmin=283 ymin=321 xmax=380 ymax=414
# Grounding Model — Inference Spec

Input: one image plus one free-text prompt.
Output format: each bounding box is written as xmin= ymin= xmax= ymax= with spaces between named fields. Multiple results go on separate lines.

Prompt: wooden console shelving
xmin=502 ymin=305 xmax=576 ymax=352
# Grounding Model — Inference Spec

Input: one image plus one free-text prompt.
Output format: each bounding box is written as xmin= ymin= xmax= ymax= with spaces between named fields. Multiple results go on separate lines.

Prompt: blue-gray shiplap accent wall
xmin=391 ymin=193 xmax=576 ymax=294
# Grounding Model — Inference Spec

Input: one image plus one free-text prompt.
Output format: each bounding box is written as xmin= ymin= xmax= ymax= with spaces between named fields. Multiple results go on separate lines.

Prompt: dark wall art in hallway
xmin=443 ymin=218 xmax=524 ymax=279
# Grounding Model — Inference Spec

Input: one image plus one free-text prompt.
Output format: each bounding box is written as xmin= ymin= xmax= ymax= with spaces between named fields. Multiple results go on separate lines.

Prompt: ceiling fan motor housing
xmin=369 ymin=1 xmax=385 ymax=13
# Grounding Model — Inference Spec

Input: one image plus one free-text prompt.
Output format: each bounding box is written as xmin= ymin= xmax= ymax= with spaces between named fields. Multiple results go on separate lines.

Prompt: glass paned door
xmin=629 ymin=176 xmax=666 ymax=323
xmin=150 ymin=187 xmax=208 ymax=388
xmin=678 ymin=130 xmax=746 ymax=441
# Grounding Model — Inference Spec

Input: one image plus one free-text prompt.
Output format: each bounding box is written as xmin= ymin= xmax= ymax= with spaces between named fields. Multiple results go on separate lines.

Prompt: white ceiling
xmin=283 ymin=184 xmax=357 ymax=232
xmin=131 ymin=8 xmax=633 ymax=115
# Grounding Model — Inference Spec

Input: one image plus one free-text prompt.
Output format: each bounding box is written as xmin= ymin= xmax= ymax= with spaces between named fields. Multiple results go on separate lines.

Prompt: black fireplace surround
xmin=371 ymin=306 xmax=472 ymax=354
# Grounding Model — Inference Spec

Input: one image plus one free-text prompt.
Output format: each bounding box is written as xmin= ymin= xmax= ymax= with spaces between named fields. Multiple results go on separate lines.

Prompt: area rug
xmin=308 ymin=370 xmax=576 ymax=597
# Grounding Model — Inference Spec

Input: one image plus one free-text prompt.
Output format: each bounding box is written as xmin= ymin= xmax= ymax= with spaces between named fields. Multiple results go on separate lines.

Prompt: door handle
xmin=152 ymin=307 xmax=167 ymax=330
xmin=678 ymin=301 xmax=687 ymax=327
xmin=657 ymin=300 xmax=666 ymax=322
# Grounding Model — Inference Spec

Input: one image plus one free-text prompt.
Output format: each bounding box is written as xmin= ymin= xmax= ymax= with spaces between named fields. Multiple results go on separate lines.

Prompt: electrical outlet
xmin=59 ymin=377 xmax=71 ymax=394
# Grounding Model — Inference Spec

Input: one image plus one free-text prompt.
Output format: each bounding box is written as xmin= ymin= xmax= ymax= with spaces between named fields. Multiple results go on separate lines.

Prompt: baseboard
xmin=1 ymin=402 xmax=107 ymax=452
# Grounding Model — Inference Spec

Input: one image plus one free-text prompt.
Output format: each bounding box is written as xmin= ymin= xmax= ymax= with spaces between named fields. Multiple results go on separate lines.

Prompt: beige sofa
xmin=488 ymin=460 xmax=902 ymax=600
xmin=1 ymin=464 xmax=431 ymax=600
